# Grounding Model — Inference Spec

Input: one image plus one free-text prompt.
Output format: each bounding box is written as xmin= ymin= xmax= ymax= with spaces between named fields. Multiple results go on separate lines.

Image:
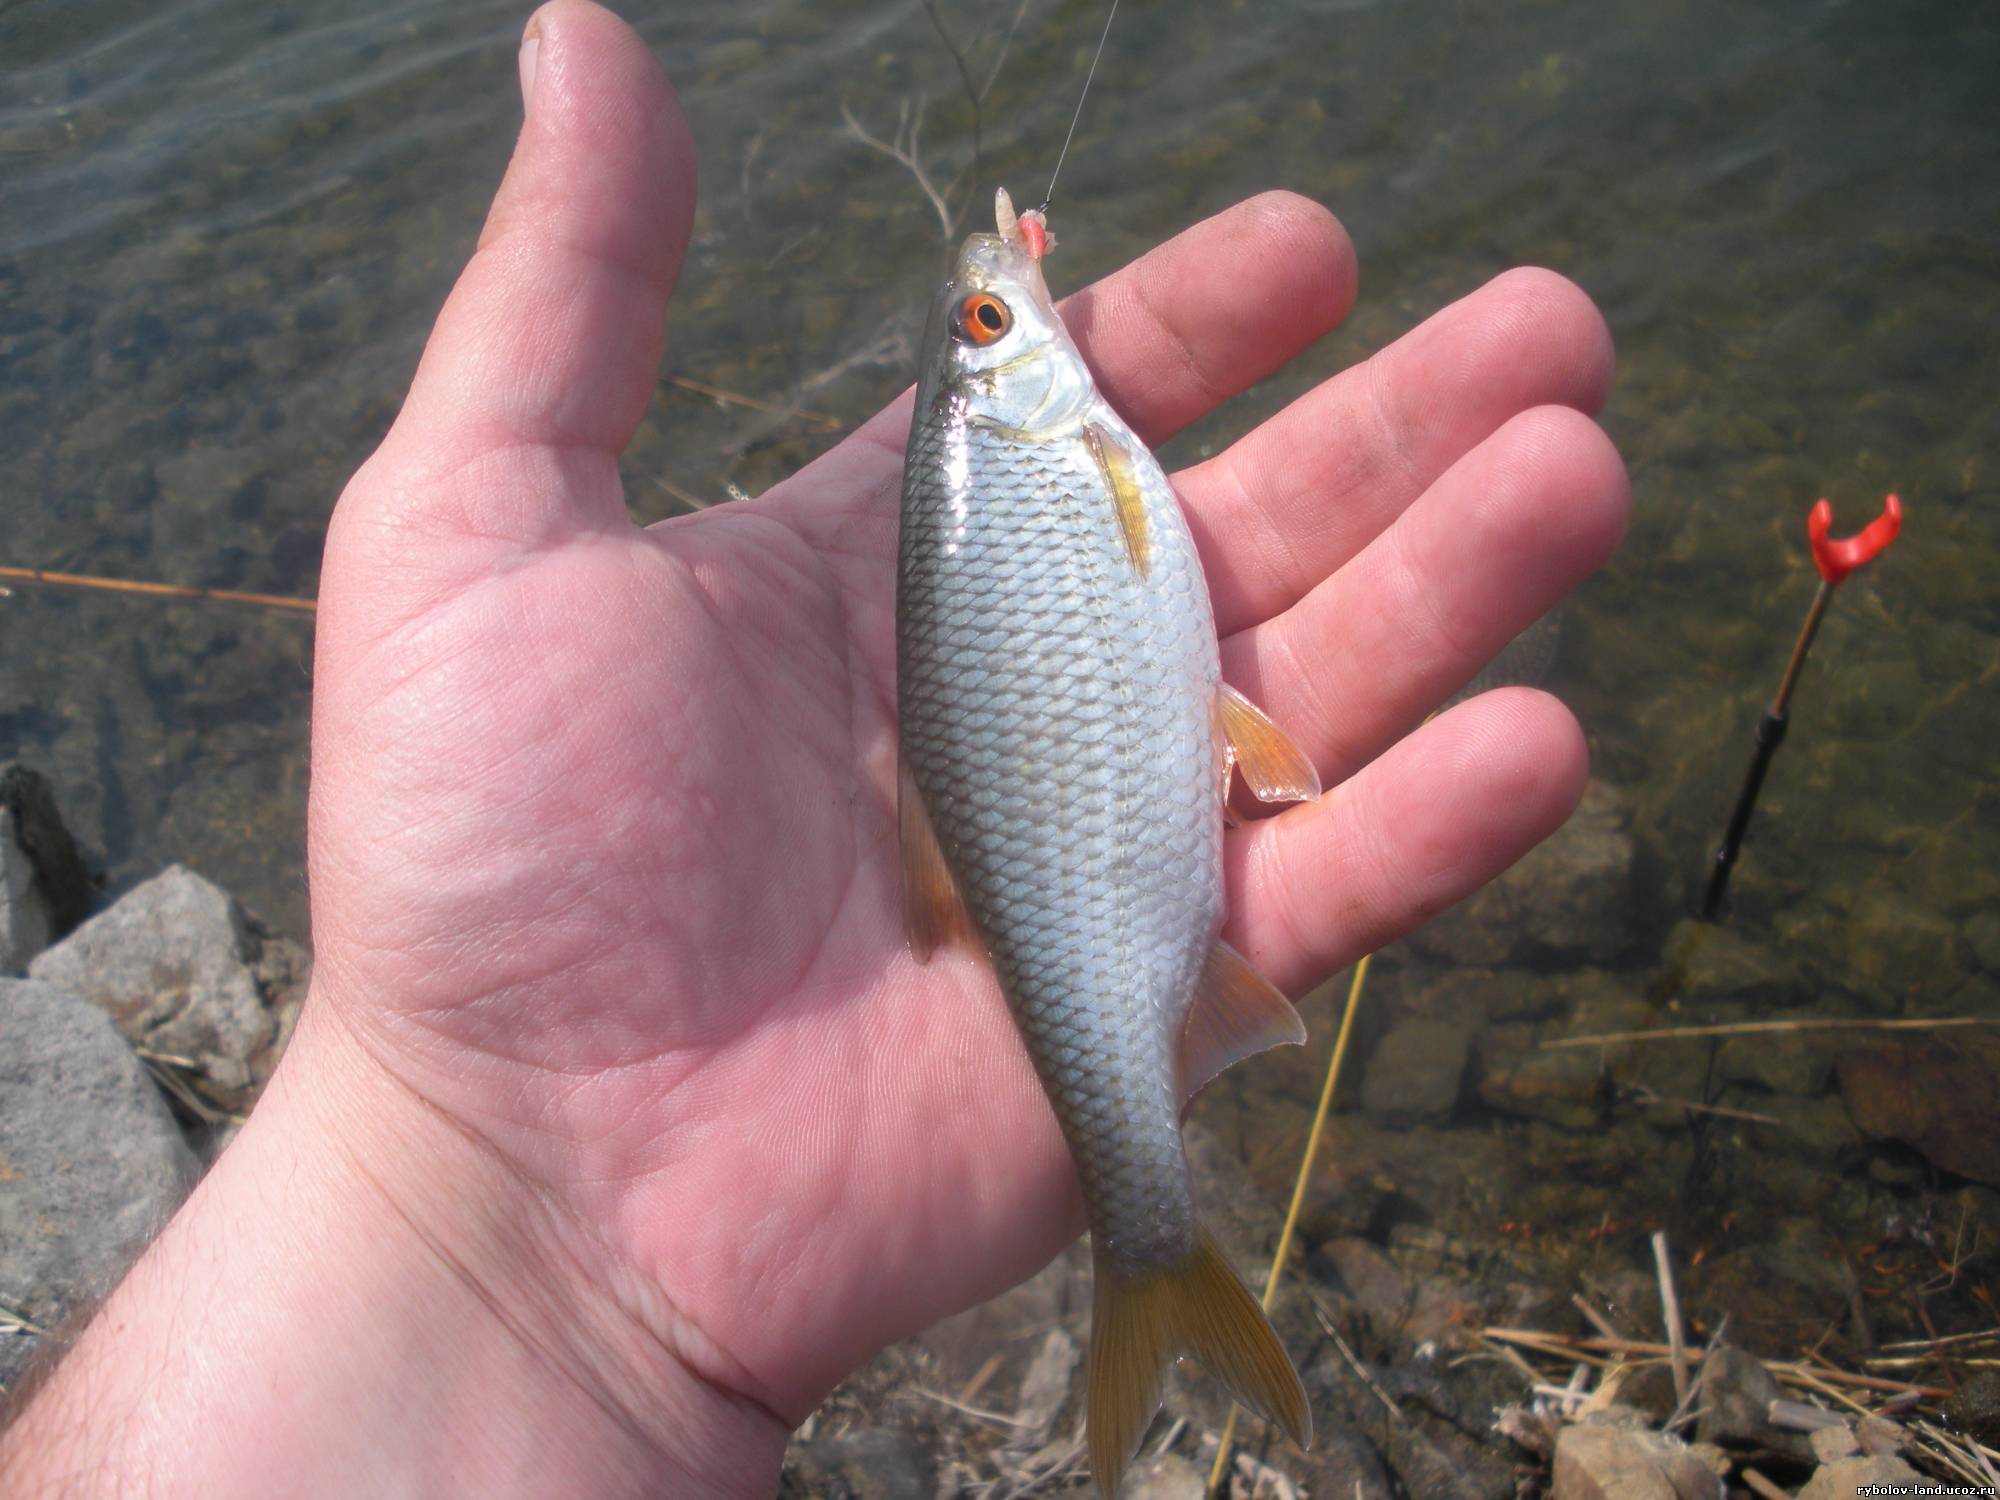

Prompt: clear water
xmin=3 ymin=0 xmax=1996 ymax=1459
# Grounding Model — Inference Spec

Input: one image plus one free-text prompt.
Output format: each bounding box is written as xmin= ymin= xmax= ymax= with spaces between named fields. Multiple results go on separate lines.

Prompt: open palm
xmin=303 ymin=0 xmax=1624 ymax=1432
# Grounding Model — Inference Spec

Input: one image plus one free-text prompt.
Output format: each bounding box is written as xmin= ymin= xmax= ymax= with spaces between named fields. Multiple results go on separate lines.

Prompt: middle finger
xmin=1180 ymin=265 xmax=1615 ymax=638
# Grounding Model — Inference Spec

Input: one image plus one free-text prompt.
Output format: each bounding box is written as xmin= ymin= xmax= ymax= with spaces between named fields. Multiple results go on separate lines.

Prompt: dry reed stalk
xmin=1542 ymin=1016 xmax=1991 ymax=1050
xmin=0 ymin=565 xmax=314 ymax=611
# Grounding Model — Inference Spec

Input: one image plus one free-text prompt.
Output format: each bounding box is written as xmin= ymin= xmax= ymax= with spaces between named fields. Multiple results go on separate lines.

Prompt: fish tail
xmin=1087 ymin=1228 xmax=1311 ymax=1496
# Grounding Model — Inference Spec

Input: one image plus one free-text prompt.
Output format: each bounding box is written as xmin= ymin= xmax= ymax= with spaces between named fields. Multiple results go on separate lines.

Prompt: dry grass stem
xmin=1542 ymin=1016 xmax=1992 ymax=1049
xmin=0 ymin=564 xmax=315 ymax=612
xmin=955 ymin=1351 xmax=1005 ymax=1406
xmin=133 ymin=1046 xmax=247 ymax=1126
xmin=1307 ymin=1291 xmax=1404 ymax=1422
xmin=664 ymin=373 xmax=841 ymax=432
xmin=1571 ymin=1292 xmax=1626 ymax=1343
xmin=909 ymin=1386 xmax=1036 ymax=1428
xmin=1652 ymin=1232 xmax=1690 ymax=1407
xmin=1879 ymin=1326 xmax=2000 ymax=1352
xmin=1740 ymin=1467 xmax=1790 ymax=1500
xmin=1622 ymin=1087 xmax=1783 ymax=1126
xmin=649 ymin=475 xmax=716 ymax=511
xmin=1480 ymin=1329 xmax=1952 ymax=1399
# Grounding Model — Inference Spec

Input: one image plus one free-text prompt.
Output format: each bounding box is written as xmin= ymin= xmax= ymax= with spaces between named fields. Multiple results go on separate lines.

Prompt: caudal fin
xmin=1087 ymin=1229 xmax=1311 ymax=1496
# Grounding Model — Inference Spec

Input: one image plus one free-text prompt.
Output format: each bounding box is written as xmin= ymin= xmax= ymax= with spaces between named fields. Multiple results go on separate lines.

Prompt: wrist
xmin=0 ymin=991 xmax=787 ymax=1499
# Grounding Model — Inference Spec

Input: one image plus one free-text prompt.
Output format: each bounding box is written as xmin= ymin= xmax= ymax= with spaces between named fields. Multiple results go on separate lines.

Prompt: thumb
xmin=336 ymin=0 xmax=695 ymax=560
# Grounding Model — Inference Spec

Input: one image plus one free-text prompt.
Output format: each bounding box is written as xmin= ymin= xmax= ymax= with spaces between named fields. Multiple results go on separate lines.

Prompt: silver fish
xmin=895 ymin=189 xmax=1319 ymax=1496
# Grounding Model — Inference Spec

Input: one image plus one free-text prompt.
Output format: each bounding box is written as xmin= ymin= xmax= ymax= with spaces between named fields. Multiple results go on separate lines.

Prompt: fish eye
xmin=955 ymin=292 xmax=1011 ymax=346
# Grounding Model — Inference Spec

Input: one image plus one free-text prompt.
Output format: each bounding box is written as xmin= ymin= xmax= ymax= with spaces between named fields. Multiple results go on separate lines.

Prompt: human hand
xmin=311 ymin=0 xmax=1624 ymax=1445
xmin=0 ymin=3 xmax=1623 ymax=1494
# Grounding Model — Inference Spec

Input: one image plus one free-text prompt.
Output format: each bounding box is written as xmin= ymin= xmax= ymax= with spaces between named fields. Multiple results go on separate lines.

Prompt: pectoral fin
xmin=1179 ymin=939 xmax=1307 ymax=1105
xmin=898 ymin=756 xmax=979 ymax=961
xmin=1218 ymin=683 xmax=1321 ymax=804
xmin=1083 ymin=422 xmax=1150 ymax=578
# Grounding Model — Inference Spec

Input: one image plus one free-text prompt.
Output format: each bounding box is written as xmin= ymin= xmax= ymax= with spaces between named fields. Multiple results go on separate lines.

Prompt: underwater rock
xmin=1317 ymin=1237 xmax=1409 ymax=1343
xmin=1361 ymin=1017 xmax=1470 ymax=1123
xmin=0 ymin=978 xmax=196 ymax=1388
xmin=1410 ymin=780 xmax=1636 ymax=968
xmin=1694 ymin=1347 xmax=1812 ymax=1464
xmin=1835 ymin=1032 xmax=2000 ymax=1187
xmin=0 ymin=766 xmax=91 ymax=976
xmin=1942 ymin=1369 xmax=2000 ymax=1449
xmin=26 ymin=864 xmax=306 ymax=1118
xmin=1963 ymin=910 xmax=2000 ymax=973
xmin=1661 ymin=919 xmax=1804 ymax=1009
xmin=1842 ymin=892 xmax=1968 ymax=994
xmin=1796 ymin=1453 xmax=1924 ymax=1497
xmin=1551 ymin=1418 xmax=1724 ymax=1500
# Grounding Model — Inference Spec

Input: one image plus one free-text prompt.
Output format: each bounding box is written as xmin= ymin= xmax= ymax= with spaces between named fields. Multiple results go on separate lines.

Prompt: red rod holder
xmin=1808 ymin=492 xmax=1902 ymax=585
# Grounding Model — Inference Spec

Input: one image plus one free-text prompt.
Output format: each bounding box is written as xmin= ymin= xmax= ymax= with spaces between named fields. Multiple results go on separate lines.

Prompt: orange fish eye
xmin=956 ymin=292 xmax=1010 ymax=346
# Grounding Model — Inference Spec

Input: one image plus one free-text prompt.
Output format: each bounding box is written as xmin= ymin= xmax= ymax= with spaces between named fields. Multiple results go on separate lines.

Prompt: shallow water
xmin=3 ymin=0 xmax=1997 ymax=1475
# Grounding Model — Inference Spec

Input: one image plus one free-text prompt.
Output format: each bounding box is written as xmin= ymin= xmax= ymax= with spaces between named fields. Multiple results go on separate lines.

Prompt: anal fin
xmin=898 ymin=756 xmax=980 ymax=961
xmin=1179 ymin=940 xmax=1307 ymax=1105
xmin=1218 ymin=682 xmax=1321 ymax=804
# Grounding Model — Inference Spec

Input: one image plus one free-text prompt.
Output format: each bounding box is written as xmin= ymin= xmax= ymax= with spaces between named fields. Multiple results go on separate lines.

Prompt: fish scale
xmin=901 ymin=406 xmax=1219 ymax=1268
xmin=895 ymin=193 xmax=1314 ymax=1495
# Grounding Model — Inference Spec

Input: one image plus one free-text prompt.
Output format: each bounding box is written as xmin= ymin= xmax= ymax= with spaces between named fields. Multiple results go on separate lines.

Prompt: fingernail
xmin=518 ymin=25 xmax=541 ymax=112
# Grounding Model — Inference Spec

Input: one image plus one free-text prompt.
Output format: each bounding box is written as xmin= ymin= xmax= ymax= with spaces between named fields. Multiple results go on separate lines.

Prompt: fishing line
xmin=1040 ymin=0 xmax=1119 ymax=213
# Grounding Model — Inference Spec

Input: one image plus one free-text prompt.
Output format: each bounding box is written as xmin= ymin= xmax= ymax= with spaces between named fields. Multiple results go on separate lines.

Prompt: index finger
xmin=1060 ymin=191 xmax=1357 ymax=446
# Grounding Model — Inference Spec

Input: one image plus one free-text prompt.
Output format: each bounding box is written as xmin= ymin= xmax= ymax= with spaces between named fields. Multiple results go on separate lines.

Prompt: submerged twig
xmin=842 ymin=97 xmax=956 ymax=241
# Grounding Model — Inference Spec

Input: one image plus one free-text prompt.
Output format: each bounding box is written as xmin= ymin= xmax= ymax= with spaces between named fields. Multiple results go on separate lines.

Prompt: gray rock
xmin=1844 ymin=893 xmax=1968 ymax=994
xmin=1474 ymin=970 xmax=1667 ymax=1130
xmin=1662 ymin=919 xmax=1804 ymax=1010
xmin=1965 ymin=910 xmax=2000 ymax=973
xmin=1551 ymin=1421 xmax=1724 ymax=1500
xmin=1362 ymin=1017 xmax=1470 ymax=1122
xmin=1836 ymin=1032 xmax=2000 ymax=1188
xmin=1008 ymin=1326 xmax=1078 ymax=1451
xmin=781 ymin=1428 xmax=934 ymax=1500
xmin=0 ymin=767 xmax=92 ymax=976
xmin=1319 ymin=1237 xmax=1409 ymax=1342
xmin=0 ymin=979 xmax=196 ymax=1387
xmin=1124 ymin=1451 xmax=1207 ymax=1499
xmin=1796 ymin=1453 xmax=1924 ymax=1498
xmin=1693 ymin=1347 xmax=1811 ymax=1463
xmin=1942 ymin=1369 xmax=2000 ymax=1449
xmin=0 ymin=809 xmax=49 ymax=976
xmin=1410 ymin=780 xmax=1637 ymax=967
xmin=1807 ymin=1423 xmax=1858 ymax=1462
xmin=27 ymin=865 xmax=305 ymax=1116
